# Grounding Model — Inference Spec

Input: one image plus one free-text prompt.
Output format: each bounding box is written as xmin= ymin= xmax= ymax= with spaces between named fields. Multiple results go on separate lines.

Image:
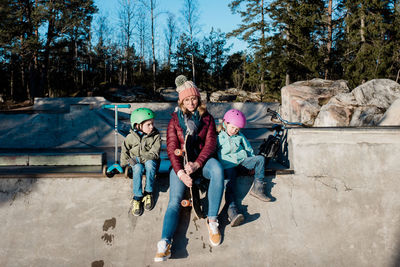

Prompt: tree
xmin=222 ymin=52 xmax=246 ymax=90
xmin=175 ymin=33 xmax=192 ymax=75
xmin=164 ymin=12 xmax=178 ymax=69
xmin=1 ymin=0 xmax=44 ymax=101
xmin=94 ymin=14 xmax=111 ymax=84
xmin=135 ymin=6 xmax=148 ymax=75
xmin=139 ymin=0 xmax=161 ymax=93
xmin=341 ymin=0 xmax=397 ymax=87
xmin=202 ymin=28 xmax=231 ymax=89
xmin=118 ymin=0 xmax=136 ymax=86
xmin=181 ymin=0 xmax=200 ymax=82
xmin=324 ymin=0 xmax=333 ymax=79
xmin=228 ymin=0 xmax=268 ymax=94
xmin=393 ymin=0 xmax=400 ymax=82
xmin=266 ymin=0 xmax=325 ymax=86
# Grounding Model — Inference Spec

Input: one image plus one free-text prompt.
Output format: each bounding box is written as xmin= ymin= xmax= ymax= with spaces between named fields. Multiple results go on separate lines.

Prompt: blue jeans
xmin=224 ymin=155 xmax=265 ymax=208
xmin=161 ymin=157 xmax=224 ymax=243
xmin=131 ymin=159 xmax=158 ymax=198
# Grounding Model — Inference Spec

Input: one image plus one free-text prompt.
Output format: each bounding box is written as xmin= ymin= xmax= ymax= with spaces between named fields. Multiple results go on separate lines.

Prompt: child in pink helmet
xmin=217 ymin=109 xmax=271 ymax=227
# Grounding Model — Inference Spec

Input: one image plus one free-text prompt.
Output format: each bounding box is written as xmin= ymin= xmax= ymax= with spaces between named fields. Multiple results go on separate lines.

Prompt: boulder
xmin=209 ymin=88 xmax=261 ymax=102
xmin=160 ymin=88 xmax=178 ymax=102
xmin=209 ymin=91 xmax=236 ymax=102
xmin=314 ymin=79 xmax=400 ymax=126
xmin=378 ymin=97 xmax=400 ymax=126
xmin=281 ymin=78 xmax=349 ymax=125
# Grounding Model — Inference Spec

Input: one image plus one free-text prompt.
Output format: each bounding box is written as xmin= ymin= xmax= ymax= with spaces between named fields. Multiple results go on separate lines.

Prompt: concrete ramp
xmin=1 ymin=98 xmax=399 ymax=266
xmin=1 ymin=124 xmax=400 ymax=267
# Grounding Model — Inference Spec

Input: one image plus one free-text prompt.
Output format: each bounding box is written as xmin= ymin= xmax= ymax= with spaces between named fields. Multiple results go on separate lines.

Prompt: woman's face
xmin=182 ymin=96 xmax=199 ymax=113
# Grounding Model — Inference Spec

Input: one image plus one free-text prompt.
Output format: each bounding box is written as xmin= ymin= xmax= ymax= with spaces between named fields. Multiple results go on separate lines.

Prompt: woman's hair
xmin=216 ymin=122 xmax=224 ymax=133
xmin=178 ymin=96 xmax=207 ymax=116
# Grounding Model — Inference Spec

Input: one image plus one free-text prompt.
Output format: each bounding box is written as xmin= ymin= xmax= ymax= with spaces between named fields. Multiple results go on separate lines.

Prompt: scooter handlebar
xmin=102 ymin=104 xmax=131 ymax=109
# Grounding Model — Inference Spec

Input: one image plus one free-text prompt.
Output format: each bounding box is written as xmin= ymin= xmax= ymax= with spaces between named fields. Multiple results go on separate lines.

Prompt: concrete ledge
xmin=0 ymin=152 xmax=106 ymax=166
xmin=0 ymin=155 xmax=29 ymax=166
xmin=287 ymin=126 xmax=400 ymax=176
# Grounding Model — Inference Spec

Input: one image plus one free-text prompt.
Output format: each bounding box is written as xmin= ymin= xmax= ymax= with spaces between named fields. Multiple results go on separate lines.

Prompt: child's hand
xmin=184 ymin=162 xmax=200 ymax=175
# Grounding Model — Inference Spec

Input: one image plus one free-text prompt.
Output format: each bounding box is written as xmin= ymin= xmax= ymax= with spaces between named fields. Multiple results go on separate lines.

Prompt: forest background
xmin=1 ymin=0 xmax=400 ymax=105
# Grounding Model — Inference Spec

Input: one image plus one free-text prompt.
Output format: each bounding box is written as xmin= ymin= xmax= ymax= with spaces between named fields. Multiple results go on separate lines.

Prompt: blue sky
xmin=94 ymin=0 xmax=248 ymax=56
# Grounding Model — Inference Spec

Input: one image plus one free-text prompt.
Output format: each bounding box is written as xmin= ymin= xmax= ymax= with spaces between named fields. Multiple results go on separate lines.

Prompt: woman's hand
xmin=184 ymin=161 xmax=200 ymax=175
xmin=178 ymin=172 xmax=192 ymax=187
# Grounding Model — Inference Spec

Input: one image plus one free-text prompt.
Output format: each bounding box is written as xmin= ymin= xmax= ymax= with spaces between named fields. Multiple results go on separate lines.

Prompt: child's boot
xmin=227 ymin=205 xmax=244 ymax=227
xmin=130 ymin=198 xmax=144 ymax=216
xmin=154 ymin=239 xmax=171 ymax=262
xmin=250 ymin=179 xmax=272 ymax=202
xmin=143 ymin=192 xmax=154 ymax=211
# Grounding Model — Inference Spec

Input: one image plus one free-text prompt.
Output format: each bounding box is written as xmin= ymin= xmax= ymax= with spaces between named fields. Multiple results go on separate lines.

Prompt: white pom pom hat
xmin=175 ymin=75 xmax=200 ymax=102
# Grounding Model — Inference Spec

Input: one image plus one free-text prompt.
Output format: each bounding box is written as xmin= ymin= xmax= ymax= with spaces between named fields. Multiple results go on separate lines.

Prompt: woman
xmin=154 ymin=75 xmax=224 ymax=262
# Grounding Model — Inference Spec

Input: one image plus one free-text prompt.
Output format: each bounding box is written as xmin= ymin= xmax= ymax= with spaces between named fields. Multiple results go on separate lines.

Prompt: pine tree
xmin=202 ymin=28 xmax=231 ymax=90
xmin=175 ymin=33 xmax=193 ymax=75
xmin=341 ymin=0 xmax=396 ymax=88
xmin=222 ymin=52 xmax=246 ymax=90
xmin=393 ymin=0 xmax=400 ymax=82
xmin=266 ymin=0 xmax=326 ymax=86
xmin=228 ymin=0 xmax=268 ymax=94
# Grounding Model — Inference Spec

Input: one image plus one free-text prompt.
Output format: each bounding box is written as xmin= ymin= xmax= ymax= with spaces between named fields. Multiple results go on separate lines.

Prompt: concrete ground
xmin=1 ymin=170 xmax=399 ymax=267
xmin=0 ymin=175 xmax=276 ymax=267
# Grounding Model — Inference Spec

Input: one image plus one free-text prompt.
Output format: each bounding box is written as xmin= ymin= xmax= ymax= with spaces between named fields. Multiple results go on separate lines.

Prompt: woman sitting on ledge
xmin=154 ymin=75 xmax=225 ymax=262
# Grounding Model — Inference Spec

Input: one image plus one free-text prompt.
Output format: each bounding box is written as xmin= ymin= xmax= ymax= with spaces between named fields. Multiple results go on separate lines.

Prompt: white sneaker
xmin=206 ymin=219 xmax=221 ymax=246
xmin=154 ymin=240 xmax=171 ymax=262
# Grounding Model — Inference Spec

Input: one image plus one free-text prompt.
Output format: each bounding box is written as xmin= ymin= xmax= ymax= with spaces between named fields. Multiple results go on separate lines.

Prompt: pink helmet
xmin=223 ymin=109 xmax=246 ymax=128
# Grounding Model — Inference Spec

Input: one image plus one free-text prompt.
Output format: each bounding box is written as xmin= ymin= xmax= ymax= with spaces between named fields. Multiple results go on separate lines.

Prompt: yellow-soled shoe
xmin=143 ymin=193 xmax=154 ymax=211
xmin=130 ymin=199 xmax=143 ymax=216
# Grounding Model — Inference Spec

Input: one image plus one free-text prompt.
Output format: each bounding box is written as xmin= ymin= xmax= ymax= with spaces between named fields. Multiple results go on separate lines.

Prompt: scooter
xmin=102 ymin=104 xmax=131 ymax=178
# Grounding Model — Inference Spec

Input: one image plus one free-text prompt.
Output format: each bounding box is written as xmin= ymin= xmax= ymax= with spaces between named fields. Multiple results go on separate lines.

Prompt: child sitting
xmin=121 ymin=108 xmax=161 ymax=216
xmin=217 ymin=109 xmax=271 ymax=227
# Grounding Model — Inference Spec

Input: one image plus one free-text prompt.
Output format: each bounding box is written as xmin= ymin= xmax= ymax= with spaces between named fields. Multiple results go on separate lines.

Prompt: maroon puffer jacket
xmin=167 ymin=111 xmax=217 ymax=174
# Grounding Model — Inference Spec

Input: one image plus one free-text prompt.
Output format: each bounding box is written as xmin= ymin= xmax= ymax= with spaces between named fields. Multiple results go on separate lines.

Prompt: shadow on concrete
xmin=171 ymin=207 xmax=191 ymax=259
xmin=278 ymin=130 xmax=290 ymax=168
xmin=393 ymin=233 xmax=400 ymax=267
xmin=218 ymin=174 xmax=277 ymax=230
xmin=152 ymin=172 xmax=170 ymax=210
xmin=0 ymin=178 xmax=38 ymax=204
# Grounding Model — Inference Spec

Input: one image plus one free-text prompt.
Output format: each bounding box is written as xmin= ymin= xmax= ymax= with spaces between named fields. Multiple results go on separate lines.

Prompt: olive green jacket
xmin=120 ymin=128 xmax=161 ymax=167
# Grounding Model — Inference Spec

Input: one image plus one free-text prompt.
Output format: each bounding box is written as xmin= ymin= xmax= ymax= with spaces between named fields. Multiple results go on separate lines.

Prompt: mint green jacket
xmin=217 ymin=130 xmax=254 ymax=169
xmin=120 ymin=128 xmax=161 ymax=167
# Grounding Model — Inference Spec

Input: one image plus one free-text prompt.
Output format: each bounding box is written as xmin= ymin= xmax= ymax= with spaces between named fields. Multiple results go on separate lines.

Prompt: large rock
xmin=378 ymin=97 xmax=400 ymax=126
xmin=281 ymin=78 xmax=349 ymax=125
xmin=159 ymin=87 xmax=178 ymax=101
xmin=210 ymin=88 xmax=261 ymax=102
xmin=314 ymin=79 xmax=400 ymax=127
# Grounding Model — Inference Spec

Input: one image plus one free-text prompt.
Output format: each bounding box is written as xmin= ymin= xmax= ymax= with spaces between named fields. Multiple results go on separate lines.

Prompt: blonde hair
xmin=216 ymin=123 xmax=224 ymax=133
xmin=178 ymin=97 xmax=207 ymax=117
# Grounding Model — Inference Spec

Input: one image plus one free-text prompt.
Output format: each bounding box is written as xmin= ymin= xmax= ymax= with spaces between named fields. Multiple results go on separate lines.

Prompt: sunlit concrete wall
xmin=285 ymin=127 xmax=400 ymax=266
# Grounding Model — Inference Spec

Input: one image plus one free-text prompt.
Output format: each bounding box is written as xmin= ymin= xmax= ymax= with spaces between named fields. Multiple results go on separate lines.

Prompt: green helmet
xmin=130 ymin=108 xmax=155 ymax=128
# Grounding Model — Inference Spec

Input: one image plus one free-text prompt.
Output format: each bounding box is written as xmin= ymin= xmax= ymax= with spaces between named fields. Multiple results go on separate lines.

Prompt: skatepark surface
xmin=0 ymin=98 xmax=399 ymax=267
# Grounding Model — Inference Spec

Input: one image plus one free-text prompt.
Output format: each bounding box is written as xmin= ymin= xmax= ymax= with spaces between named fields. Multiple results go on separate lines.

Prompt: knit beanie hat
xmin=175 ymin=75 xmax=200 ymax=102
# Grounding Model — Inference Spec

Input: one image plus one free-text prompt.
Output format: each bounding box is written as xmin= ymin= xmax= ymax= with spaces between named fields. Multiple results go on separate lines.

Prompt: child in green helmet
xmin=121 ymin=108 xmax=161 ymax=216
